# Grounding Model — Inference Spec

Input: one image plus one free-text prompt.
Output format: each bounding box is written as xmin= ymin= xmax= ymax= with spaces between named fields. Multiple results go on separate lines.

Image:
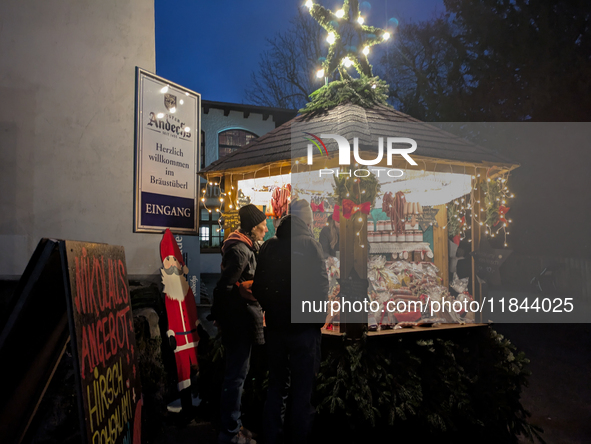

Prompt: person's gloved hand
xmin=169 ymin=335 xmax=177 ymax=350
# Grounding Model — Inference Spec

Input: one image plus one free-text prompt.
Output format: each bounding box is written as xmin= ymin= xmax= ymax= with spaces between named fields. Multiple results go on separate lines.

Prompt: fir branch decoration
xmin=313 ymin=328 xmax=544 ymax=443
xmin=332 ymin=167 xmax=381 ymax=207
xmin=482 ymin=178 xmax=503 ymax=228
xmin=300 ymin=75 xmax=389 ymax=113
xmin=447 ymin=201 xmax=462 ymax=238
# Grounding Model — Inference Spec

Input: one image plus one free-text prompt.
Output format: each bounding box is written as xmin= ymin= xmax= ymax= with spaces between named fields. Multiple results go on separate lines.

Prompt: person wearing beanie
xmin=213 ymin=204 xmax=267 ymax=444
xmin=252 ymin=199 xmax=328 ymax=444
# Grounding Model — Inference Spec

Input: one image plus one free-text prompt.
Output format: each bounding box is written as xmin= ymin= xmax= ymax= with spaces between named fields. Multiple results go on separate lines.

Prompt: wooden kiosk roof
xmin=200 ymin=102 xmax=519 ymax=177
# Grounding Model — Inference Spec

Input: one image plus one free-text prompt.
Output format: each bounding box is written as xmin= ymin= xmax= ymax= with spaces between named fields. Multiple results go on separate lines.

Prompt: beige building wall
xmin=0 ymin=0 xmax=158 ymax=277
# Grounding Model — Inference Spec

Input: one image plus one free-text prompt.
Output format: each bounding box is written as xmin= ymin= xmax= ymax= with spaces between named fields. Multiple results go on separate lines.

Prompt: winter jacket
xmin=319 ymin=225 xmax=339 ymax=259
xmin=212 ymin=230 xmax=264 ymax=344
xmin=252 ymin=215 xmax=328 ymax=331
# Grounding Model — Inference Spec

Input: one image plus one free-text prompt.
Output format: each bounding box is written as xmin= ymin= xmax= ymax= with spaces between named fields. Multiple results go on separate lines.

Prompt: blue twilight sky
xmin=155 ymin=0 xmax=444 ymax=104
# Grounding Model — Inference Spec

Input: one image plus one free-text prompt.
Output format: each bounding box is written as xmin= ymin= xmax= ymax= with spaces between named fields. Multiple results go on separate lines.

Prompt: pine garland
xmin=314 ymin=328 xmax=544 ymax=442
xmin=482 ymin=179 xmax=503 ymax=227
xmin=332 ymin=167 xmax=381 ymax=208
xmin=447 ymin=201 xmax=461 ymax=238
xmin=300 ymin=75 xmax=389 ymax=113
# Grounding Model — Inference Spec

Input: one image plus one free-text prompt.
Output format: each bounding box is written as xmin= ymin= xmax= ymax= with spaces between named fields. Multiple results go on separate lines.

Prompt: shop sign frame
xmin=134 ymin=67 xmax=201 ymax=234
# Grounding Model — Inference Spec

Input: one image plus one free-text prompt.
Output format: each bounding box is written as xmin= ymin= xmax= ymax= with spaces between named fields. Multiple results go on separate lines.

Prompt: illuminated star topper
xmin=306 ymin=0 xmax=391 ymax=79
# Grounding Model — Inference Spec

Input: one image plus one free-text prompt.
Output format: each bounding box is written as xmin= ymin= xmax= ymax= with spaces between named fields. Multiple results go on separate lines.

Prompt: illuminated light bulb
xmin=209 ymin=182 xmax=213 ymax=185
xmin=220 ymin=198 xmax=224 ymax=202
xmin=217 ymin=229 xmax=220 ymax=232
xmin=231 ymin=186 xmax=234 ymax=189
xmin=341 ymin=57 xmax=353 ymax=68
xmin=180 ymin=99 xmax=184 ymax=105
xmin=170 ymin=107 xmax=176 ymax=113
xmin=502 ymin=200 xmax=506 ymax=204
xmin=485 ymin=230 xmax=489 ymax=234
xmin=184 ymin=127 xmax=190 ymax=132
xmin=295 ymin=160 xmax=299 ymax=164
xmin=508 ymin=219 xmax=512 ymax=223
xmin=362 ymin=190 xmax=366 ymax=193
xmin=358 ymin=217 xmax=362 ymax=222
xmin=305 ymin=0 xmax=313 ymax=9
xmin=201 ymin=198 xmax=205 ymax=202
xmin=160 ymin=85 xmax=169 ymax=93
xmin=510 ymin=194 xmax=514 ymax=198
xmin=346 ymin=193 xmax=350 ymax=197
xmin=228 ymin=191 xmax=232 ymax=195
xmin=229 ymin=205 xmax=233 ymax=209
xmin=316 ymin=68 xmax=325 ymax=78
xmin=479 ymin=222 xmax=483 ymax=226
xmin=326 ymin=32 xmax=335 ymax=44
xmin=336 ymin=9 xmax=345 ymax=18
xmin=185 ymin=92 xmax=189 ymax=96
xmin=468 ymin=239 xmax=472 ymax=242
xmin=477 ymin=174 xmax=481 ymax=177
xmin=491 ymin=234 xmax=495 ymax=237
xmin=215 ymin=182 xmax=218 ymax=185
xmin=216 ymin=208 xmax=219 ymax=212
xmin=504 ymin=243 xmax=508 ymax=247
xmin=356 ymin=232 xmax=360 ymax=236
xmin=487 ymin=178 xmax=491 ymax=182
xmin=383 ymin=32 xmax=390 ymax=40
xmin=361 ymin=244 xmax=365 ymax=248
xmin=362 ymin=46 xmax=369 ymax=55
xmin=358 ymin=16 xmax=364 ymax=24
xmin=472 ymin=175 xmax=476 ymax=179
xmin=202 ymin=189 xmax=206 ymax=193
xmin=156 ymin=113 xmax=164 ymax=118
xmin=208 ymin=209 xmax=212 ymax=213
xmin=371 ymin=84 xmax=377 ymax=89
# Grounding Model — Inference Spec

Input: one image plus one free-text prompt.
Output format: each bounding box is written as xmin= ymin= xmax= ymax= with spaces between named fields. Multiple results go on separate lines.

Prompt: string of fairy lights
xmin=443 ymin=169 xmax=514 ymax=247
xmin=201 ymin=161 xmax=514 ymax=248
xmin=305 ymin=0 xmax=392 ymax=79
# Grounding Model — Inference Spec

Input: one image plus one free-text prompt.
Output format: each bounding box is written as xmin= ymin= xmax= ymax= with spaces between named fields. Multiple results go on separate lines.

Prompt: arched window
xmin=218 ymin=129 xmax=258 ymax=158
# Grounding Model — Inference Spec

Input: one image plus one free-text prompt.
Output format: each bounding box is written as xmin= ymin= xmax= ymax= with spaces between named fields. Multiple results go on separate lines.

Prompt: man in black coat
xmin=252 ymin=199 xmax=328 ymax=444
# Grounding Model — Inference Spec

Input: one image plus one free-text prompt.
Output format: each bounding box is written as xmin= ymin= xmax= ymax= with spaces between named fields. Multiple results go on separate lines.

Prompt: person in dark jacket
xmin=318 ymin=212 xmax=339 ymax=259
xmin=252 ymin=199 xmax=328 ymax=444
xmin=213 ymin=204 xmax=267 ymax=444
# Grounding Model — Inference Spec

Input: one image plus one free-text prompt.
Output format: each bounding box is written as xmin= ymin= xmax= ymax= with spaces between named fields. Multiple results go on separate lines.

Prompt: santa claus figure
xmin=160 ymin=228 xmax=199 ymax=411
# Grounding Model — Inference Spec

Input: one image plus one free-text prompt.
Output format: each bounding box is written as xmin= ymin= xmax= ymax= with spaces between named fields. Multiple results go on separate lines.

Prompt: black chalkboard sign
xmin=223 ymin=210 xmax=240 ymax=233
xmin=0 ymin=239 xmax=142 ymax=444
xmin=62 ymin=241 xmax=142 ymax=444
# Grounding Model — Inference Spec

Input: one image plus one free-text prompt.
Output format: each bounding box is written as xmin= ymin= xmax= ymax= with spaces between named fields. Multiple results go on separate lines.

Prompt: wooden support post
xmin=338 ymin=209 xmax=368 ymax=339
xmin=433 ymin=204 xmax=449 ymax=287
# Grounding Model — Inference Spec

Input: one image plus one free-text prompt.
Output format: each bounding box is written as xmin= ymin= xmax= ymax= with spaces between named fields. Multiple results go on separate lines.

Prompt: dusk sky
xmin=155 ymin=0 xmax=445 ymax=104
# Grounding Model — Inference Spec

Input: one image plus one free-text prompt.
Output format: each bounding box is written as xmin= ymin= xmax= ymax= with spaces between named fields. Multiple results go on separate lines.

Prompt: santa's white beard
xmin=161 ymin=268 xmax=190 ymax=301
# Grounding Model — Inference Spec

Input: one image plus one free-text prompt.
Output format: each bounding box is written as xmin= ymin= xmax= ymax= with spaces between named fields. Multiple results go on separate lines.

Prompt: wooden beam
xmin=433 ymin=204 xmax=449 ymax=288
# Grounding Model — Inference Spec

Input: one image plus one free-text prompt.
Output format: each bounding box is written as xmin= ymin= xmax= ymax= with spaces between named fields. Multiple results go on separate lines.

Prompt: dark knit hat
xmin=239 ymin=204 xmax=266 ymax=233
xmin=289 ymin=199 xmax=314 ymax=226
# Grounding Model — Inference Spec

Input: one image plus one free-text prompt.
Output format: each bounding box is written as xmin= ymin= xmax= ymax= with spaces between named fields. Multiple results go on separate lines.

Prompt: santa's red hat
xmin=160 ymin=228 xmax=184 ymax=266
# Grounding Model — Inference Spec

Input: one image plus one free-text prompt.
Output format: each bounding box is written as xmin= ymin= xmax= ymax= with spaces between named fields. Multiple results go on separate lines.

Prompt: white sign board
xmin=134 ymin=68 xmax=200 ymax=233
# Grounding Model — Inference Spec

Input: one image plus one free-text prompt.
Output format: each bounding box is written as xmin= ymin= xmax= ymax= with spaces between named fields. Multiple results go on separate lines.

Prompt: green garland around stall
xmin=313 ymin=328 xmax=544 ymax=443
xmin=332 ymin=166 xmax=381 ymax=207
xmin=198 ymin=327 xmax=543 ymax=443
xmin=300 ymin=75 xmax=389 ymax=114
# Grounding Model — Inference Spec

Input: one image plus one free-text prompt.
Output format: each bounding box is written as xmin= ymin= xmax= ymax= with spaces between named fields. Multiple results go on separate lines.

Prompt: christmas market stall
xmin=200 ymin=101 xmax=519 ymax=337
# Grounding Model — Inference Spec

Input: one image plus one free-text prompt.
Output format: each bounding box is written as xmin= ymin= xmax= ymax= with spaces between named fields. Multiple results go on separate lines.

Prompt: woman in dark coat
xmin=212 ymin=204 xmax=267 ymax=444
